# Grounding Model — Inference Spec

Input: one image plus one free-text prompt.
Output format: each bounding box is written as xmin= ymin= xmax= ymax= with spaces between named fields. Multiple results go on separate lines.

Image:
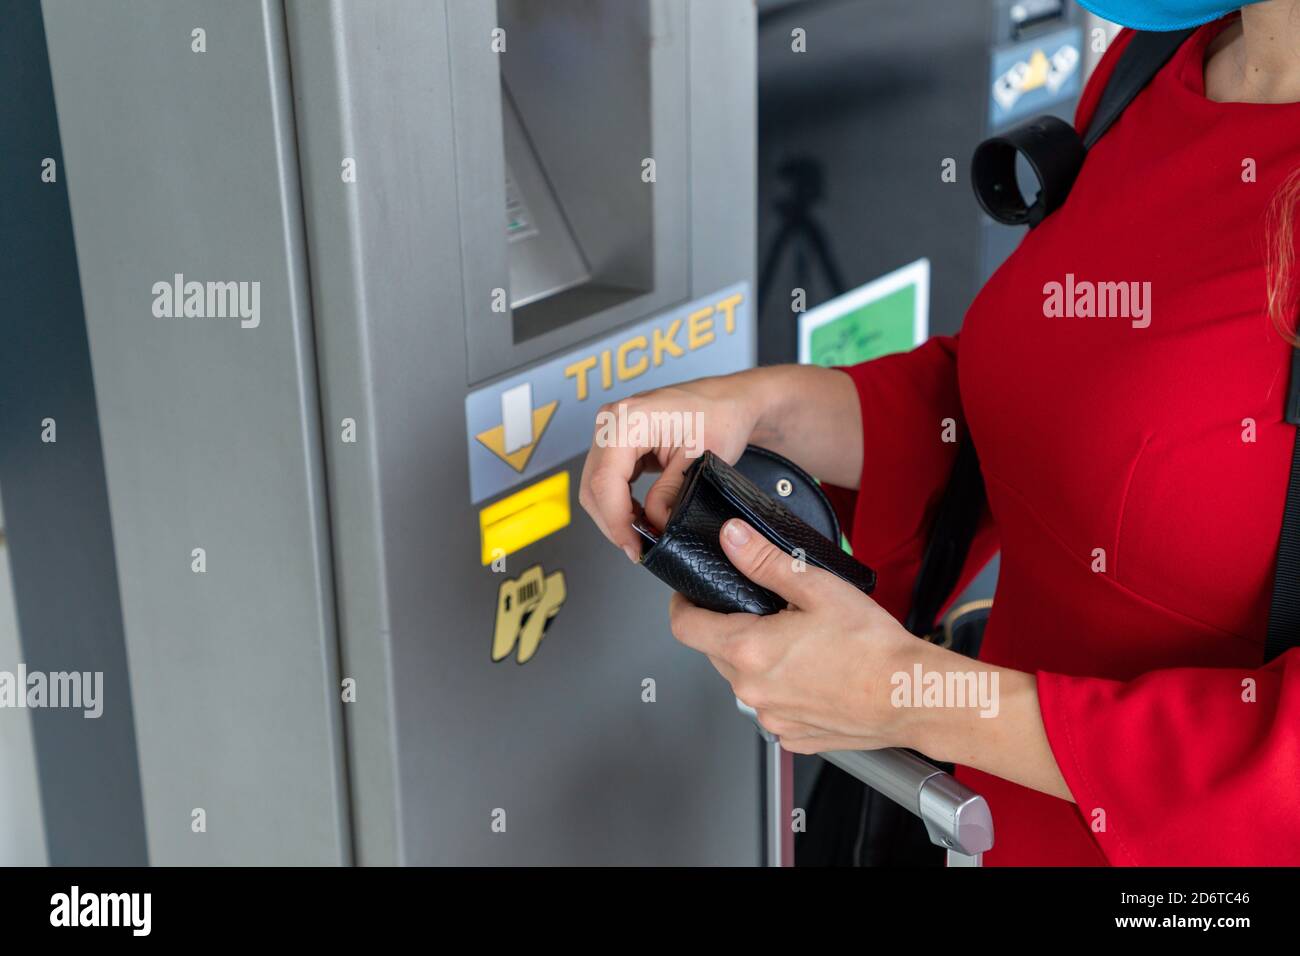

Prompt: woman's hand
xmin=671 ymin=517 xmax=1076 ymax=800
xmin=578 ymin=374 xmax=763 ymax=564
xmin=578 ymin=365 xmax=865 ymax=564
xmin=668 ymin=517 xmax=933 ymax=753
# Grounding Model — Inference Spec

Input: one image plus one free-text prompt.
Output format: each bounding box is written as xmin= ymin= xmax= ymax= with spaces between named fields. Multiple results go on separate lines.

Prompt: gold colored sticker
xmin=492 ymin=565 xmax=567 ymax=664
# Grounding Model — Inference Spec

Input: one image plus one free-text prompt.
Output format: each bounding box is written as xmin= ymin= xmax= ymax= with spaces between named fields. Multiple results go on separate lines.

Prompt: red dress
xmin=832 ymin=17 xmax=1300 ymax=865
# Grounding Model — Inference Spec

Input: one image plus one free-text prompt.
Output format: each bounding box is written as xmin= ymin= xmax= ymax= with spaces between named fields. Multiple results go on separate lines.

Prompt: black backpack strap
xmin=913 ymin=29 xmax=1198 ymax=640
xmin=905 ymin=438 xmax=985 ymax=638
xmin=1265 ymin=349 xmax=1300 ymax=662
xmin=1082 ymin=28 xmax=1195 ymax=147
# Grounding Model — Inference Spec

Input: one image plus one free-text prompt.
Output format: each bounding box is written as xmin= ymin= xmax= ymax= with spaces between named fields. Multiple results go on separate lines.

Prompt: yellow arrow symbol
xmin=475 ymin=400 xmax=558 ymax=472
xmin=1022 ymin=49 xmax=1049 ymax=92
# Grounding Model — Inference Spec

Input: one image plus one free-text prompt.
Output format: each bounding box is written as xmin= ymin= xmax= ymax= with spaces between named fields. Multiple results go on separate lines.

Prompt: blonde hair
xmin=1266 ymin=167 xmax=1300 ymax=346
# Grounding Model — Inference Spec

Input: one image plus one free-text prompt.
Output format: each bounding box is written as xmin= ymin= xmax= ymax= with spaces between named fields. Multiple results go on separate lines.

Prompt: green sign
xmin=799 ymin=258 xmax=929 ymax=368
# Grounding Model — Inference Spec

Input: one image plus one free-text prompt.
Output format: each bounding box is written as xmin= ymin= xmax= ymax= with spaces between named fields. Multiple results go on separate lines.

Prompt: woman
xmin=580 ymin=2 xmax=1300 ymax=866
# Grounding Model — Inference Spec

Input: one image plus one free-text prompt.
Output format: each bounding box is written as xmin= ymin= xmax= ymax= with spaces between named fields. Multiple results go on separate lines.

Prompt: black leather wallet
xmin=636 ymin=447 xmax=876 ymax=615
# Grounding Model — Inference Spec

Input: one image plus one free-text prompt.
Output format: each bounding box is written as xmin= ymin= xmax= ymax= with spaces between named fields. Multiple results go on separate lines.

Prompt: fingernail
xmin=624 ymin=545 xmax=641 ymax=564
xmin=724 ymin=520 xmax=751 ymax=546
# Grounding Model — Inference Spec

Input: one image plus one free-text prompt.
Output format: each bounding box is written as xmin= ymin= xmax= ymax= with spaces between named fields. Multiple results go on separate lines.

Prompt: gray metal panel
xmin=0 ymin=0 xmax=145 ymax=866
xmin=281 ymin=0 xmax=457 ymax=866
xmin=288 ymin=0 xmax=760 ymax=864
xmin=41 ymin=0 xmax=351 ymax=864
xmin=498 ymin=0 xmax=656 ymax=290
xmin=0 ymin=531 xmax=48 ymax=866
xmin=502 ymin=91 xmax=592 ymax=308
xmin=456 ymin=0 xmax=691 ymax=383
xmin=688 ymin=0 xmax=758 ymax=299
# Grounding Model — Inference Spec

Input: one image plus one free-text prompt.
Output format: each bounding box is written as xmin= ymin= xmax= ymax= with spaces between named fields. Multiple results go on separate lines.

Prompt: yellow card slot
xmin=479 ymin=471 xmax=570 ymax=565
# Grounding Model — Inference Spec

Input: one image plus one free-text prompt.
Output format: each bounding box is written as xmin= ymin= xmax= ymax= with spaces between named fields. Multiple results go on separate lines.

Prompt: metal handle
xmin=821 ymin=748 xmax=993 ymax=862
xmin=738 ymin=699 xmax=993 ymax=864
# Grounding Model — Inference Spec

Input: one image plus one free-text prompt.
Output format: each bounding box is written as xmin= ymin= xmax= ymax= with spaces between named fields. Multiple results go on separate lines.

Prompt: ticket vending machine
xmin=980 ymin=0 xmax=1086 ymax=279
xmin=39 ymin=0 xmax=758 ymax=864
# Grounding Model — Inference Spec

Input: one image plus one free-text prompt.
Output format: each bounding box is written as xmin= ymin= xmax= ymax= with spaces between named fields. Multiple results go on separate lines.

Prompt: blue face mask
xmin=1074 ymin=1 xmax=1260 ymax=32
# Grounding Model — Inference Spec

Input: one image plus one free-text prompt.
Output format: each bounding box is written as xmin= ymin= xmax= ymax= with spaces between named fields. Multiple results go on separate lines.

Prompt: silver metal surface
xmin=763 ymin=740 xmax=795 ymax=867
xmin=286 ymin=0 xmax=759 ymax=864
xmin=2 ymin=2 xmax=145 ymax=865
xmin=737 ymin=699 xmax=795 ymax=867
xmin=0 ymin=530 xmax=46 ymax=865
xmin=462 ymin=0 xmax=691 ymax=380
xmin=822 ymin=749 xmax=994 ymax=858
xmin=919 ymin=767 xmax=995 ymax=856
xmin=502 ymin=88 xmax=591 ymax=308
xmin=44 ymin=0 xmax=758 ymax=865
xmin=42 ymin=0 xmax=351 ymax=865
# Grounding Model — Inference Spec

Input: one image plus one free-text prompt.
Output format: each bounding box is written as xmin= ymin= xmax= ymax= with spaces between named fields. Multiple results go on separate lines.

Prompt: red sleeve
xmin=1038 ymin=650 xmax=1300 ymax=865
xmin=821 ymin=335 xmax=997 ymax=625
